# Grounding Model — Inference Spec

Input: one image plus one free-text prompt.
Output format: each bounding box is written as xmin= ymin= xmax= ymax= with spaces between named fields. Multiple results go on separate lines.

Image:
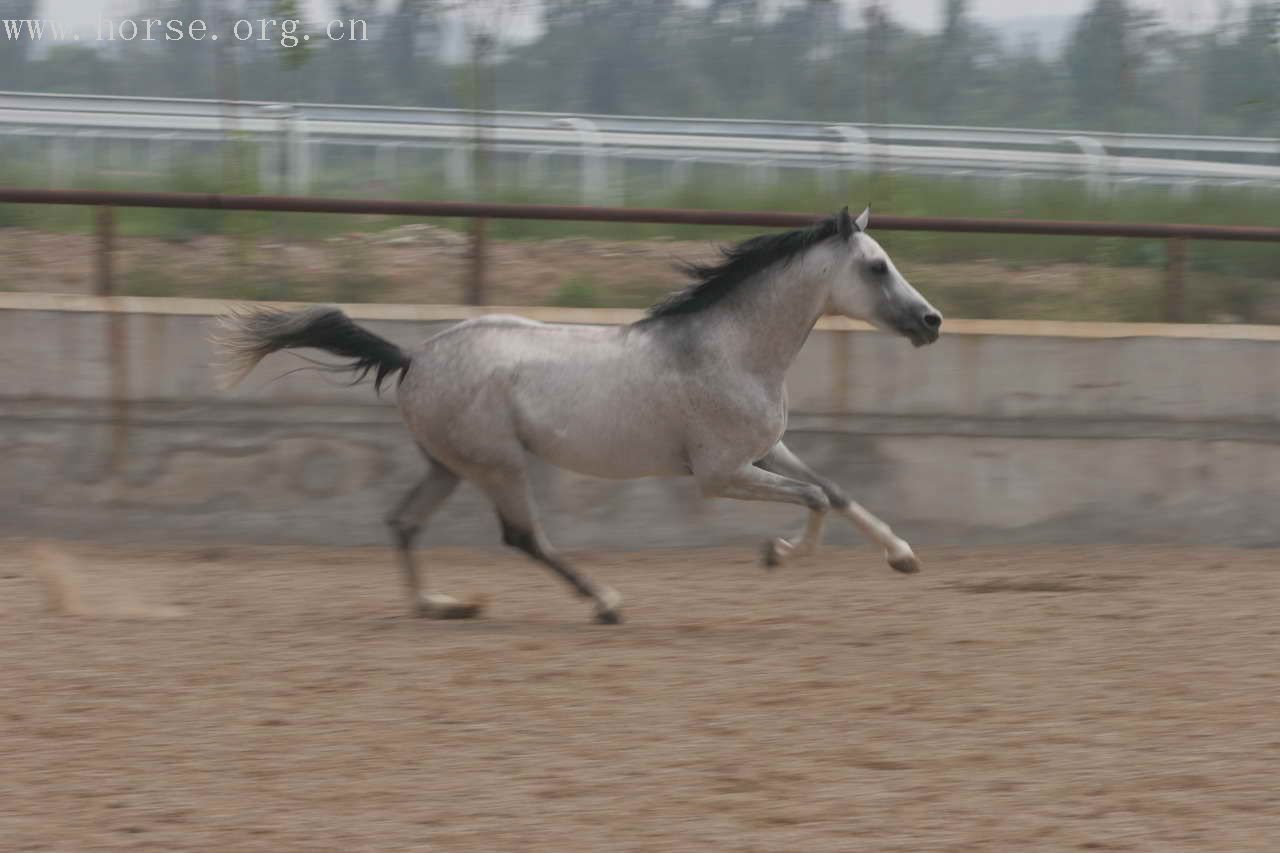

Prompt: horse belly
xmin=520 ymin=398 xmax=688 ymax=479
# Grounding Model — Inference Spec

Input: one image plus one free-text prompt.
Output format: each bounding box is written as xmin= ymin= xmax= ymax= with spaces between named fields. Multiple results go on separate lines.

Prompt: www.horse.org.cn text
xmin=2 ymin=17 xmax=369 ymax=48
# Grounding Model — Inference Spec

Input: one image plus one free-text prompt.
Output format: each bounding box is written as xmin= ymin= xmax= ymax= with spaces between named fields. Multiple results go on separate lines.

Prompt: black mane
xmin=640 ymin=215 xmax=841 ymax=322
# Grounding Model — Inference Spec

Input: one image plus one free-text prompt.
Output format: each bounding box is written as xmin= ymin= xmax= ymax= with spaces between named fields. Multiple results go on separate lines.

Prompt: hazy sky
xmin=46 ymin=0 xmax=1223 ymax=33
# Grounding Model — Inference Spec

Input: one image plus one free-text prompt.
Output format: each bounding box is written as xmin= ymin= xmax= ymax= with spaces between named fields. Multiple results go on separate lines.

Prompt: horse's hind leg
xmin=478 ymin=466 xmax=622 ymax=625
xmin=386 ymin=459 xmax=462 ymax=616
xmin=756 ymin=441 xmax=918 ymax=573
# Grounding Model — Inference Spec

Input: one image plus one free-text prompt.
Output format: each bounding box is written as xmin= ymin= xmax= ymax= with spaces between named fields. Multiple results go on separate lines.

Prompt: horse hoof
xmin=761 ymin=540 xmax=783 ymax=570
xmin=416 ymin=593 xmax=486 ymax=619
xmin=595 ymin=608 xmax=623 ymax=625
xmin=888 ymin=554 xmax=921 ymax=575
xmin=593 ymin=587 xmax=623 ymax=624
xmin=761 ymin=538 xmax=794 ymax=570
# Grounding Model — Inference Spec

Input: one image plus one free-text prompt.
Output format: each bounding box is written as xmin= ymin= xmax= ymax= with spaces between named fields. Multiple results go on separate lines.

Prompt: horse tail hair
xmin=213 ymin=305 xmax=411 ymax=393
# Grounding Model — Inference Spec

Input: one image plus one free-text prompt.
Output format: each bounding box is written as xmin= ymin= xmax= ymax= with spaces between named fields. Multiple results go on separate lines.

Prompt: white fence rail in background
xmin=2 ymin=91 xmax=1279 ymax=197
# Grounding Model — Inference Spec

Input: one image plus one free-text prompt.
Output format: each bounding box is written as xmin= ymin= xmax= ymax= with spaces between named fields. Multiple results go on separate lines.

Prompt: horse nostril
xmin=922 ymin=312 xmax=942 ymax=330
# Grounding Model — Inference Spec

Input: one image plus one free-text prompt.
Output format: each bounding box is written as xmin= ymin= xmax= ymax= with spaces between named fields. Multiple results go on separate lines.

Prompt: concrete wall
xmin=2 ymin=293 xmax=1278 ymax=548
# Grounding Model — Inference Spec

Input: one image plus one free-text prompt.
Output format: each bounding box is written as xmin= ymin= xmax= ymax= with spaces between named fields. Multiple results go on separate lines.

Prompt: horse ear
xmin=855 ymin=206 xmax=871 ymax=233
xmin=837 ymin=206 xmax=853 ymax=241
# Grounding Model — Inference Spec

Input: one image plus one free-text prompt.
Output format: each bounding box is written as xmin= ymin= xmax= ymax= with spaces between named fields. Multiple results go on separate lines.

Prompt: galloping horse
xmin=216 ymin=207 xmax=942 ymax=623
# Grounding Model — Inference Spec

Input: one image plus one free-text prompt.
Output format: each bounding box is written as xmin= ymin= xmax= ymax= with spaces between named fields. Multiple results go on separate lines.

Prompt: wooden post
xmin=95 ymin=206 xmax=115 ymax=297
xmin=467 ymin=217 xmax=488 ymax=305
xmin=1164 ymin=237 xmax=1186 ymax=323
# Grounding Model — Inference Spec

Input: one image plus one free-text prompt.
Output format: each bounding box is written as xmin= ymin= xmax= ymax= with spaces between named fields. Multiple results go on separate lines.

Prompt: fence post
xmin=467 ymin=217 xmax=488 ymax=305
xmin=96 ymin=203 xmax=129 ymax=474
xmin=95 ymin=206 xmax=115 ymax=297
xmin=1164 ymin=237 xmax=1186 ymax=323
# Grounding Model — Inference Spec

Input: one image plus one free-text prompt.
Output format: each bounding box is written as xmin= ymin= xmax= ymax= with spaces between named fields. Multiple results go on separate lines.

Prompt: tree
xmin=384 ymin=0 xmax=441 ymax=104
xmin=1 ymin=0 xmax=1272 ymax=137
xmin=1233 ymin=1 xmax=1280 ymax=132
xmin=933 ymin=0 xmax=975 ymax=120
xmin=0 ymin=0 xmax=38 ymax=88
xmin=1065 ymin=0 xmax=1162 ymax=129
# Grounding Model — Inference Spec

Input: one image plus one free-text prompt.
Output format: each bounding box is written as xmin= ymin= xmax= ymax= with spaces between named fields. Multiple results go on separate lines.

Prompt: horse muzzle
xmin=896 ymin=309 xmax=943 ymax=347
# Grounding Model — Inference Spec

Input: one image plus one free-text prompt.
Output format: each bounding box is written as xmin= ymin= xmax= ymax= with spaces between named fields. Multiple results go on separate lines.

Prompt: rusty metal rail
xmin=4 ymin=187 xmax=1280 ymax=240
xmin=2 ymin=186 xmax=1278 ymax=317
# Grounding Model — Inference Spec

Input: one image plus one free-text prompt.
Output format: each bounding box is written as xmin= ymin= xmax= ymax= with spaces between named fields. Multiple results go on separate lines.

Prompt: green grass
xmin=547 ymin=274 xmax=668 ymax=309
xmin=548 ymin=275 xmax=602 ymax=308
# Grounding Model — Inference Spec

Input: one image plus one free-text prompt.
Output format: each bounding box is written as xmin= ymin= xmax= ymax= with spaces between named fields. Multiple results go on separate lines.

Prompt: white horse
xmin=216 ymin=207 xmax=942 ymax=623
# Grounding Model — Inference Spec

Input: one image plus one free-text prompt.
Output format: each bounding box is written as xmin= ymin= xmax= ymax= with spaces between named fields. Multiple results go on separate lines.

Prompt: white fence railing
xmin=2 ymin=91 xmax=1278 ymax=197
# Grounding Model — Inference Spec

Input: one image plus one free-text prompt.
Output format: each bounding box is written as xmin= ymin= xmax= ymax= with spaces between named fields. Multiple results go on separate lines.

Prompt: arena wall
xmin=3 ymin=293 xmax=1277 ymax=548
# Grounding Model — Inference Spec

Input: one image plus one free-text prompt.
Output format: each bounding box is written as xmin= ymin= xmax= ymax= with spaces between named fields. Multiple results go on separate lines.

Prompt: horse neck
xmin=712 ymin=251 xmax=832 ymax=382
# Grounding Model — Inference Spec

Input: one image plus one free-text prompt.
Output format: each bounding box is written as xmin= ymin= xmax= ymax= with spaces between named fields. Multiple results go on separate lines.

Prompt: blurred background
xmin=0 ymin=0 xmax=1277 ymax=322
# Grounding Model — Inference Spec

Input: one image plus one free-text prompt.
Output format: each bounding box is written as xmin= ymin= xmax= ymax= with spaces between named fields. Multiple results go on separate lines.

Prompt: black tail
xmin=214 ymin=305 xmax=410 ymax=393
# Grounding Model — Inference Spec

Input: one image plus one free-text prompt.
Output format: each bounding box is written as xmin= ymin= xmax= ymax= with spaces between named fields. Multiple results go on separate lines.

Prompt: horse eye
xmin=869 ymin=260 xmax=888 ymax=276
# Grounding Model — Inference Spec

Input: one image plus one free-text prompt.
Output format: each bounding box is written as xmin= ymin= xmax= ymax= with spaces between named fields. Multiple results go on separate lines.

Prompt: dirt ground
xmin=8 ymin=224 xmax=1273 ymax=323
xmin=2 ymin=542 xmax=1278 ymax=851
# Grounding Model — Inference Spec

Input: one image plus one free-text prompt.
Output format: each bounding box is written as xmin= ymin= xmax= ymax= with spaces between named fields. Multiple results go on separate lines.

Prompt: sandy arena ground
xmin=1 ymin=542 xmax=1278 ymax=851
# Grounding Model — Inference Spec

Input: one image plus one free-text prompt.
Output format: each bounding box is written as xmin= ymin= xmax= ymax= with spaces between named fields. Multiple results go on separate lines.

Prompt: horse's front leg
xmin=755 ymin=441 xmax=919 ymax=574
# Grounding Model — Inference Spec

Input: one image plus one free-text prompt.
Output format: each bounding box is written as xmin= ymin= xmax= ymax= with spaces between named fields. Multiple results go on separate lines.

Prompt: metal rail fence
xmin=2 ymin=187 xmax=1279 ymax=322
